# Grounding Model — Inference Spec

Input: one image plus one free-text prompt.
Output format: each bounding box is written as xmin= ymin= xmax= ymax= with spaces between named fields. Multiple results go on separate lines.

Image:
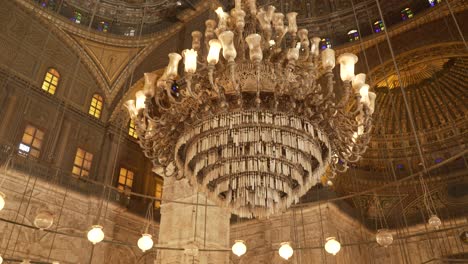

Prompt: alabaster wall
xmin=0 ymin=167 xmax=160 ymax=264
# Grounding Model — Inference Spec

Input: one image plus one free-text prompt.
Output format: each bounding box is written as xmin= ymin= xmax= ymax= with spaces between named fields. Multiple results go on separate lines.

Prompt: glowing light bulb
xmin=0 ymin=192 xmax=5 ymax=211
xmin=87 ymin=225 xmax=105 ymax=244
xmin=231 ymin=240 xmax=247 ymax=257
xmin=324 ymin=237 xmax=341 ymax=255
xmin=137 ymin=233 xmax=154 ymax=252
xmin=278 ymin=242 xmax=294 ymax=260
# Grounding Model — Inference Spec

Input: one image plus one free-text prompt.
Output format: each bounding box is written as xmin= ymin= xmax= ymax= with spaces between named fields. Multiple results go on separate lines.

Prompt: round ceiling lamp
xmin=231 ymin=240 xmax=247 ymax=257
xmin=324 ymin=237 xmax=341 ymax=255
xmin=0 ymin=192 xmax=5 ymax=211
xmin=87 ymin=225 xmax=105 ymax=244
xmin=34 ymin=210 xmax=54 ymax=230
xmin=278 ymin=242 xmax=294 ymax=260
xmin=376 ymin=229 xmax=393 ymax=247
xmin=0 ymin=255 xmax=3 ymax=264
xmin=137 ymin=233 xmax=154 ymax=252
xmin=428 ymin=215 xmax=442 ymax=229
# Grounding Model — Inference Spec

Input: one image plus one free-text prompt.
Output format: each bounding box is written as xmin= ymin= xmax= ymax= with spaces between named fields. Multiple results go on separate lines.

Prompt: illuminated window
xmin=401 ymin=8 xmax=414 ymax=20
xmin=72 ymin=148 xmax=93 ymax=177
xmin=154 ymin=177 xmax=163 ymax=208
xmin=71 ymin=11 xmax=82 ymax=24
xmin=129 ymin=119 xmax=138 ymax=139
xmin=320 ymin=38 xmax=332 ymax=50
xmin=98 ymin=21 xmax=109 ymax=33
xmin=373 ymin=20 xmax=385 ymax=33
xmin=429 ymin=0 xmax=442 ymax=7
xmin=89 ymin=94 xmax=103 ymax=119
xmin=347 ymin=29 xmax=359 ymax=42
xmin=118 ymin=167 xmax=134 ymax=192
xmin=18 ymin=125 xmax=44 ymax=158
xmin=41 ymin=68 xmax=60 ymax=95
xmin=37 ymin=0 xmax=57 ymax=9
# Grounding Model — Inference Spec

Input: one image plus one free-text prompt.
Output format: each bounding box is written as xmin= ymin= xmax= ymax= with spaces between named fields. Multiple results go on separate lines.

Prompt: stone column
xmin=158 ymin=177 xmax=231 ymax=264
xmin=0 ymin=94 xmax=18 ymax=144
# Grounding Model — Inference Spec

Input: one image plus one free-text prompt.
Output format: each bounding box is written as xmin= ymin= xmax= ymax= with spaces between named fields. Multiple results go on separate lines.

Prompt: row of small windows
xmin=40 ymin=68 xmax=104 ymax=119
xmin=17 ymin=124 xmax=163 ymax=207
xmin=325 ymin=1 xmax=444 ymax=48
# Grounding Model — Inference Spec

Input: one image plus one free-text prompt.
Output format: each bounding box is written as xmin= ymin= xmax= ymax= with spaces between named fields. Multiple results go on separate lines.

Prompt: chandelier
xmin=125 ymin=0 xmax=376 ymax=218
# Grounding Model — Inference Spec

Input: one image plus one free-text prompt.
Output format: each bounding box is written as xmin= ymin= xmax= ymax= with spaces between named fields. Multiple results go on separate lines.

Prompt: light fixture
xmin=0 ymin=192 xmax=5 ymax=211
xmin=278 ymin=242 xmax=294 ymax=260
xmin=87 ymin=225 xmax=105 ymax=244
xmin=137 ymin=233 xmax=154 ymax=252
xmin=126 ymin=1 xmax=375 ymax=219
xmin=0 ymin=255 xmax=3 ymax=264
xmin=231 ymin=240 xmax=247 ymax=257
xmin=34 ymin=210 xmax=54 ymax=230
xmin=376 ymin=229 xmax=393 ymax=247
xmin=324 ymin=237 xmax=341 ymax=255
xmin=428 ymin=215 xmax=442 ymax=229
xmin=52 ymin=261 xmax=60 ymax=264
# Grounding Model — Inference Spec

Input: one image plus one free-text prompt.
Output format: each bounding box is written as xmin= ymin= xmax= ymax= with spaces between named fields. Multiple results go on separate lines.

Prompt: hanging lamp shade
xmin=376 ymin=229 xmax=393 ymax=247
xmin=34 ymin=210 xmax=54 ymax=230
xmin=428 ymin=215 xmax=442 ymax=229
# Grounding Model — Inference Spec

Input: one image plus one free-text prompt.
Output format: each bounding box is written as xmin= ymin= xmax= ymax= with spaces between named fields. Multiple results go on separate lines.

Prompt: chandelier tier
xmin=125 ymin=0 xmax=375 ymax=218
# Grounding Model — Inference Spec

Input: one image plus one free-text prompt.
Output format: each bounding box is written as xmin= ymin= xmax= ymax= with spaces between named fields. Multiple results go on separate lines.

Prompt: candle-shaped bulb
xmin=368 ymin=92 xmax=376 ymax=115
xmin=286 ymin=12 xmax=298 ymax=34
xmin=321 ymin=48 xmax=335 ymax=70
xmin=207 ymin=39 xmax=222 ymax=65
xmin=183 ymin=49 xmax=198 ymax=73
xmin=245 ymin=33 xmax=263 ymax=63
xmin=219 ymin=31 xmax=237 ymax=62
xmin=247 ymin=0 xmax=257 ymax=15
xmin=191 ymin=31 xmax=202 ymax=51
xmin=166 ymin=53 xmax=182 ymax=79
xmin=143 ymin=72 xmax=157 ymax=97
xmin=135 ymin=91 xmax=146 ymax=111
xmin=298 ymin=29 xmax=309 ymax=49
xmin=352 ymin=73 xmax=366 ymax=93
xmin=338 ymin=53 xmax=358 ymax=82
xmin=310 ymin=37 xmax=321 ymax=56
xmin=359 ymin=84 xmax=370 ymax=106
xmin=287 ymin=45 xmax=300 ymax=61
xmin=124 ymin=100 xmax=138 ymax=119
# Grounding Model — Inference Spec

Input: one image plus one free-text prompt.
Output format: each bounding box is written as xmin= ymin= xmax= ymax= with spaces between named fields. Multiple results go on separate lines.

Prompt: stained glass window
xmin=320 ymin=38 xmax=332 ymax=50
xmin=373 ymin=20 xmax=385 ymax=33
xmin=347 ymin=29 xmax=359 ymax=42
xmin=429 ymin=0 xmax=442 ymax=7
xmin=401 ymin=8 xmax=414 ymax=20
xmin=98 ymin=21 xmax=109 ymax=33
xmin=71 ymin=11 xmax=82 ymax=24
xmin=125 ymin=28 xmax=136 ymax=37
xmin=72 ymin=148 xmax=93 ymax=177
xmin=18 ymin=125 xmax=44 ymax=159
xmin=41 ymin=68 xmax=60 ymax=95
xmin=89 ymin=94 xmax=103 ymax=119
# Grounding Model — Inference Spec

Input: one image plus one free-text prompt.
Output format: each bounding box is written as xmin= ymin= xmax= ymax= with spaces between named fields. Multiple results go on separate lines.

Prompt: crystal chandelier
xmin=125 ymin=0 xmax=375 ymax=218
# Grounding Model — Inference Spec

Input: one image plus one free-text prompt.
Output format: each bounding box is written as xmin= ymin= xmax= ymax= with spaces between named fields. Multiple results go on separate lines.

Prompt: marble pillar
xmin=157 ymin=177 xmax=231 ymax=264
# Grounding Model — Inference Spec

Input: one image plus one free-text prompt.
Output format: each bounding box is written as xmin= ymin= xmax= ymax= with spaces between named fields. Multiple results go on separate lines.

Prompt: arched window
xmin=98 ymin=21 xmax=109 ymax=33
xmin=347 ymin=29 xmax=359 ymax=42
xmin=71 ymin=11 xmax=82 ymax=24
xmin=89 ymin=94 xmax=103 ymax=119
xmin=373 ymin=20 xmax=385 ymax=33
xmin=41 ymin=68 xmax=60 ymax=95
xmin=320 ymin=38 xmax=332 ymax=50
xmin=401 ymin=8 xmax=414 ymax=20
xmin=154 ymin=177 xmax=164 ymax=208
xmin=429 ymin=0 xmax=442 ymax=7
xmin=128 ymin=119 xmax=138 ymax=139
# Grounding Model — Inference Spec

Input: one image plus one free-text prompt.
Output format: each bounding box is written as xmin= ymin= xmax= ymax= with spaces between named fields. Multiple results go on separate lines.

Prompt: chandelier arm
xmin=337 ymin=81 xmax=352 ymax=108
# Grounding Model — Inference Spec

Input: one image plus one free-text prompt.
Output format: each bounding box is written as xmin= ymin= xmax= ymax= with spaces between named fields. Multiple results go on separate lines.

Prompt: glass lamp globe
xmin=0 ymin=192 xmax=5 ymax=211
xmin=0 ymin=255 xmax=3 ymax=264
xmin=137 ymin=233 xmax=154 ymax=252
xmin=376 ymin=229 xmax=393 ymax=247
xmin=278 ymin=242 xmax=294 ymax=260
xmin=428 ymin=215 xmax=442 ymax=229
xmin=87 ymin=225 xmax=105 ymax=244
xmin=52 ymin=261 xmax=59 ymax=264
xmin=324 ymin=237 xmax=341 ymax=255
xmin=34 ymin=210 xmax=54 ymax=230
xmin=232 ymin=240 xmax=247 ymax=257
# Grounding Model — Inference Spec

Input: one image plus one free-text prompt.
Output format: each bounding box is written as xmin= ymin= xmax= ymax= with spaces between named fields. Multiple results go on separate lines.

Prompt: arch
xmin=41 ymin=67 xmax=60 ymax=95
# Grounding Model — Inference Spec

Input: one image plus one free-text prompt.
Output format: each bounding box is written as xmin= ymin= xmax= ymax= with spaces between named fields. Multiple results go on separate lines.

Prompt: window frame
xmin=41 ymin=68 xmax=60 ymax=95
xmin=154 ymin=177 xmax=164 ymax=208
xmin=18 ymin=124 xmax=45 ymax=159
xmin=128 ymin=119 xmax=138 ymax=139
xmin=88 ymin=93 xmax=104 ymax=119
xmin=72 ymin=147 xmax=93 ymax=178
xmin=117 ymin=167 xmax=135 ymax=192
